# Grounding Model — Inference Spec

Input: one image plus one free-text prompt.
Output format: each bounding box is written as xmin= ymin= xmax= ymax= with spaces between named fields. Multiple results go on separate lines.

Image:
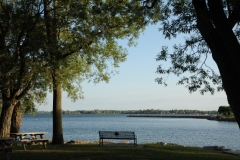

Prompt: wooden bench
xmin=0 ymin=146 xmax=12 ymax=160
xmin=8 ymin=139 xmax=49 ymax=150
xmin=99 ymin=131 xmax=137 ymax=147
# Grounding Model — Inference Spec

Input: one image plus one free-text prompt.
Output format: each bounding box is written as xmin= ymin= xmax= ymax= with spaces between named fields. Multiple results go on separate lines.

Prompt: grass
xmin=4 ymin=143 xmax=240 ymax=160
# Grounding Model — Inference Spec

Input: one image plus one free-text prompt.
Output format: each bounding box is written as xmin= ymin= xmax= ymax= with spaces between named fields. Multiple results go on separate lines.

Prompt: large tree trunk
xmin=51 ymin=72 xmax=64 ymax=144
xmin=0 ymin=96 xmax=17 ymax=137
xmin=209 ymin=30 xmax=240 ymax=126
xmin=212 ymin=44 xmax=240 ymax=126
xmin=193 ymin=0 xmax=240 ymax=126
xmin=10 ymin=101 xmax=22 ymax=133
xmin=44 ymin=0 xmax=64 ymax=144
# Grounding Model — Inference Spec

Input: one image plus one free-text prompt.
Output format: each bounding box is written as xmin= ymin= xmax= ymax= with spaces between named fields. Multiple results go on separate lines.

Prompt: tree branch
xmin=16 ymin=80 xmax=34 ymax=100
xmin=208 ymin=0 xmax=240 ymax=68
xmin=228 ymin=0 xmax=240 ymax=28
xmin=192 ymin=0 xmax=214 ymax=47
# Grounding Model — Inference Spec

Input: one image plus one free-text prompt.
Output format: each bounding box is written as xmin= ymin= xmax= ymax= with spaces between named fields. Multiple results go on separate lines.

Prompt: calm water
xmin=20 ymin=114 xmax=240 ymax=150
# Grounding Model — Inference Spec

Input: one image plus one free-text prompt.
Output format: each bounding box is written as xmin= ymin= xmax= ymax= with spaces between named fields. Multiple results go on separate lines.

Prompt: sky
xmin=39 ymin=24 xmax=229 ymax=111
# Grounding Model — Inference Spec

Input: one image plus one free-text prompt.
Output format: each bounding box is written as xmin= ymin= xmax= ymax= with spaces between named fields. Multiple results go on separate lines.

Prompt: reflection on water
xmin=21 ymin=114 xmax=240 ymax=150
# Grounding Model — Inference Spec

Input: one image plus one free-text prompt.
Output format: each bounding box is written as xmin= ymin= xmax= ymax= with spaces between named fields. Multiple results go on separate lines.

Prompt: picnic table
xmin=10 ymin=132 xmax=47 ymax=140
xmin=9 ymin=132 xmax=49 ymax=150
xmin=0 ymin=137 xmax=14 ymax=160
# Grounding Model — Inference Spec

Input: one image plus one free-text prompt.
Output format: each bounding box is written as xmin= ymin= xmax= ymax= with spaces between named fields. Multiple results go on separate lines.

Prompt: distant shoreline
xmin=127 ymin=114 xmax=236 ymax=122
xmin=207 ymin=116 xmax=236 ymax=122
xmin=36 ymin=109 xmax=218 ymax=115
xmin=127 ymin=114 xmax=210 ymax=119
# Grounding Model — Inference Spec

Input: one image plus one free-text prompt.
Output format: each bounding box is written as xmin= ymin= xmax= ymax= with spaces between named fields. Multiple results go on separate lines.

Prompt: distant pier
xmin=127 ymin=114 xmax=212 ymax=119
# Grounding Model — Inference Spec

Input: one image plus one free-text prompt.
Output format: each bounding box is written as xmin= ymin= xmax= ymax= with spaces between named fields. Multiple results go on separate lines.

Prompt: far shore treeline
xmin=36 ymin=109 xmax=218 ymax=115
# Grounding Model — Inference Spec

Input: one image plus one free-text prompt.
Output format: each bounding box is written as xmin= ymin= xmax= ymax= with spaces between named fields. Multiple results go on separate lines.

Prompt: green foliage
xmin=21 ymin=90 xmax=47 ymax=115
xmin=0 ymin=0 xmax=49 ymax=108
xmin=0 ymin=0 xmax=162 ymax=107
xmin=218 ymin=106 xmax=232 ymax=116
xmin=42 ymin=0 xmax=162 ymax=101
xmin=154 ymin=0 xmax=237 ymax=94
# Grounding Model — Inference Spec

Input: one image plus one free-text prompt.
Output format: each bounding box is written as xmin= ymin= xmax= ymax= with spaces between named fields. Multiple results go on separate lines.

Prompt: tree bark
xmin=193 ymin=0 xmax=240 ymax=126
xmin=0 ymin=95 xmax=17 ymax=137
xmin=207 ymin=29 xmax=240 ymax=126
xmin=211 ymin=40 xmax=240 ymax=127
xmin=10 ymin=101 xmax=22 ymax=133
xmin=44 ymin=0 xmax=64 ymax=144
xmin=51 ymin=71 xmax=64 ymax=144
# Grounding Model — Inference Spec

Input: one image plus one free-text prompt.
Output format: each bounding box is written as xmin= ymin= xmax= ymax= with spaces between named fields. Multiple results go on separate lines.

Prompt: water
xmin=20 ymin=114 xmax=240 ymax=150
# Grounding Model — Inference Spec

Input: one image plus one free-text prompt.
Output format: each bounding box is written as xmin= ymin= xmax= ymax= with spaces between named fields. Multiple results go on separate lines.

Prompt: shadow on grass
xmin=4 ymin=143 xmax=240 ymax=160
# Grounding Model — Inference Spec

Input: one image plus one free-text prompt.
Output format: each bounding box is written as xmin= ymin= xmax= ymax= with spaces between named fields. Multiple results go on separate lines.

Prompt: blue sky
xmin=39 ymin=24 xmax=228 ymax=111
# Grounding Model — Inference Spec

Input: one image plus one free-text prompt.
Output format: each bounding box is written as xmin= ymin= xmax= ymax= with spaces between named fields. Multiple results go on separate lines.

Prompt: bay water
xmin=20 ymin=114 xmax=240 ymax=150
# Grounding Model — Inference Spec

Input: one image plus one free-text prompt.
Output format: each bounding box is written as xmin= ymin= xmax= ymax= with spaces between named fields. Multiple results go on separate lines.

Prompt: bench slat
xmin=99 ymin=131 xmax=135 ymax=138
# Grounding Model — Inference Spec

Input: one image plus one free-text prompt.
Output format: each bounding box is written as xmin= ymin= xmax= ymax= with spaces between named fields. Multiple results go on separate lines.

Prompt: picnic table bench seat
xmin=8 ymin=139 xmax=49 ymax=150
xmin=99 ymin=131 xmax=137 ymax=147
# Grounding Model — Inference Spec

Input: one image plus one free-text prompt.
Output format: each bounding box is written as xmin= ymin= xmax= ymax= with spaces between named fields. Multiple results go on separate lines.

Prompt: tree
xmin=154 ymin=0 xmax=240 ymax=127
xmin=218 ymin=106 xmax=232 ymax=116
xmin=10 ymin=90 xmax=46 ymax=133
xmin=0 ymin=0 xmax=161 ymax=139
xmin=0 ymin=0 xmax=48 ymax=137
xmin=42 ymin=0 xmax=161 ymax=144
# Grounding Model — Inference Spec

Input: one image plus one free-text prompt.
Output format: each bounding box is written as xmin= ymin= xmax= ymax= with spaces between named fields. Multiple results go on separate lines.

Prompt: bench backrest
xmin=99 ymin=131 xmax=136 ymax=139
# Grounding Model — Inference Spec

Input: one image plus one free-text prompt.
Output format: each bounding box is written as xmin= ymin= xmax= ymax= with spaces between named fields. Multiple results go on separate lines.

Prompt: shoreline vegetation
xmin=208 ymin=116 xmax=236 ymax=122
xmin=127 ymin=114 xmax=236 ymax=122
xmin=37 ymin=109 xmax=218 ymax=115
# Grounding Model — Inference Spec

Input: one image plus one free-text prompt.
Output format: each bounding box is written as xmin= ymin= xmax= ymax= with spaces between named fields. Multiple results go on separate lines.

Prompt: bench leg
xmin=43 ymin=142 xmax=47 ymax=149
xmin=99 ymin=139 xmax=102 ymax=146
xmin=22 ymin=143 xmax=26 ymax=150
xmin=134 ymin=139 xmax=137 ymax=147
xmin=29 ymin=141 xmax=34 ymax=147
xmin=21 ymin=142 xmax=27 ymax=150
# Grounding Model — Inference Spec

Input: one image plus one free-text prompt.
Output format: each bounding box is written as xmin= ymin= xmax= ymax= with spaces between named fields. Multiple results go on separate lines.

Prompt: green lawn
xmin=4 ymin=143 xmax=240 ymax=160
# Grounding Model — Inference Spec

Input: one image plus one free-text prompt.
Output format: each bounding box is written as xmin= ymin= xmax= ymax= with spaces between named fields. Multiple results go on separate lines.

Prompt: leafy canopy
xmin=0 ymin=0 xmax=162 ymax=105
xmin=154 ymin=0 xmax=239 ymax=95
xmin=42 ymin=0 xmax=162 ymax=101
